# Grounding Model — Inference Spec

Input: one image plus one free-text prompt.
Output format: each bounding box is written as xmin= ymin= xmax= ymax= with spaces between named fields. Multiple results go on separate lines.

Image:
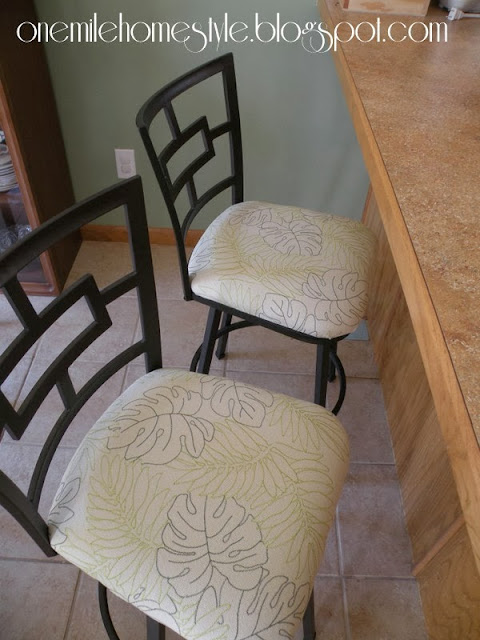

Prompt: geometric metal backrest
xmin=136 ymin=52 xmax=243 ymax=300
xmin=0 ymin=176 xmax=161 ymax=554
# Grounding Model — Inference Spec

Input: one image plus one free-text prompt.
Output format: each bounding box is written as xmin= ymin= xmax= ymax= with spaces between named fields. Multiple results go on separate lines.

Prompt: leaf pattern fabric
xmin=48 ymin=369 xmax=349 ymax=639
xmin=188 ymin=201 xmax=375 ymax=339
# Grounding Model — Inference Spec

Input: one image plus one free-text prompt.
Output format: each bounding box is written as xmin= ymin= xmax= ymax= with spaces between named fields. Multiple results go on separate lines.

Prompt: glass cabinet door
xmin=0 ymin=129 xmax=47 ymax=286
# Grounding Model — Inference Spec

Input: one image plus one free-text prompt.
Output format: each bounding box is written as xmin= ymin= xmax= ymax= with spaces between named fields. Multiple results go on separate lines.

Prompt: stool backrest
xmin=0 ymin=176 xmax=161 ymax=554
xmin=136 ymin=52 xmax=243 ymax=299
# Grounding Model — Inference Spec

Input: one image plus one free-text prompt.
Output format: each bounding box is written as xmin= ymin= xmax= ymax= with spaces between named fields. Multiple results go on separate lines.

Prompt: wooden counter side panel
xmin=418 ymin=523 xmax=480 ymax=640
xmin=364 ymin=192 xmax=462 ymax=563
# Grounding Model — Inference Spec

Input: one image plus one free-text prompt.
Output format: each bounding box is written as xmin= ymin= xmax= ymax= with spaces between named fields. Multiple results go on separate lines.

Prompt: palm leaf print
xmin=271 ymin=395 xmax=349 ymax=460
xmin=171 ymin=422 xmax=297 ymax=500
xmin=157 ymin=494 xmax=268 ymax=597
xmin=87 ymin=454 xmax=170 ymax=597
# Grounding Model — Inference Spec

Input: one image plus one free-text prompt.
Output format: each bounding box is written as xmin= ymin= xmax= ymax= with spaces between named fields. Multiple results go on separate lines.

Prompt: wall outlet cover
xmin=115 ymin=148 xmax=136 ymax=179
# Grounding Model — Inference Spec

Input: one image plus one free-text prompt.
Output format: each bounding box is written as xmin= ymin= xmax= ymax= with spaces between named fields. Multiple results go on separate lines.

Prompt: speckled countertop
xmin=319 ymin=1 xmax=480 ymax=442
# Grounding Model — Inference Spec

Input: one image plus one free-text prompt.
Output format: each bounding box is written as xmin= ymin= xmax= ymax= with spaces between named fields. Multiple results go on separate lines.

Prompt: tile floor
xmin=0 ymin=243 xmax=428 ymax=639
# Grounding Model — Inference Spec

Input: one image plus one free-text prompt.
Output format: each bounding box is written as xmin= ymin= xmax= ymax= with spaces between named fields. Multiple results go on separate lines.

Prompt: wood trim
xmin=319 ymin=0 xmax=480 ymax=575
xmin=418 ymin=523 xmax=480 ymax=639
xmin=413 ymin=515 xmax=465 ymax=577
xmin=364 ymin=190 xmax=464 ymax=567
xmin=81 ymin=225 xmax=204 ymax=247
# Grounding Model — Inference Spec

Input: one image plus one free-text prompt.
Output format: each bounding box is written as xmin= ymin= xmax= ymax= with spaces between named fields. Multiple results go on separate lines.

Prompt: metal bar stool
xmin=0 ymin=177 xmax=349 ymax=639
xmin=136 ymin=53 xmax=375 ymax=413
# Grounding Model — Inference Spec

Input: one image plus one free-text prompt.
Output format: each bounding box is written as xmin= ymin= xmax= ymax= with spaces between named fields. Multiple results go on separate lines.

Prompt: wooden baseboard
xmin=81 ymin=225 xmax=203 ymax=247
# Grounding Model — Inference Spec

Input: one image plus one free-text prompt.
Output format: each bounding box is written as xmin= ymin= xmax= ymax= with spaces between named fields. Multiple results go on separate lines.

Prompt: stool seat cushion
xmin=48 ymin=369 xmax=349 ymax=640
xmin=189 ymin=201 xmax=376 ymax=340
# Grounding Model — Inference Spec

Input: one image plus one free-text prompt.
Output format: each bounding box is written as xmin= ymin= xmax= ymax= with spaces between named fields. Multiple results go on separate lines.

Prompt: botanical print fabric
xmin=48 ymin=369 xmax=349 ymax=639
xmin=189 ymin=201 xmax=375 ymax=340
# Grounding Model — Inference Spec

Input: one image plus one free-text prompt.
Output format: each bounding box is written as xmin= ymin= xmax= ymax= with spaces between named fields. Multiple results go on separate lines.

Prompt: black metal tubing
xmin=98 ymin=584 xmax=121 ymax=640
xmin=315 ymin=344 xmax=330 ymax=407
xmin=328 ymin=340 xmax=338 ymax=383
xmin=190 ymin=319 xmax=252 ymax=372
xmin=197 ymin=307 xmax=222 ymax=374
xmin=215 ymin=312 xmax=232 ymax=359
xmin=136 ymin=52 xmax=243 ymax=302
xmin=146 ymin=617 xmax=166 ymax=640
xmin=0 ymin=176 xmax=162 ymax=554
xmin=330 ymin=350 xmax=347 ymax=416
xmin=303 ymin=592 xmax=317 ymax=639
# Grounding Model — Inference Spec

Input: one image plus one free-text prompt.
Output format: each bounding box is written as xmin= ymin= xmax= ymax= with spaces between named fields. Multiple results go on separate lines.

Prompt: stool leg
xmin=303 ymin=592 xmax=316 ymax=639
xmin=314 ymin=342 xmax=330 ymax=407
xmin=198 ymin=307 xmax=222 ymax=374
xmin=146 ymin=616 xmax=166 ymax=640
xmin=215 ymin=312 xmax=232 ymax=359
xmin=98 ymin=583 xmax=121 ymax=640
xmin=328 ymin=341 xmax=338 ymax=382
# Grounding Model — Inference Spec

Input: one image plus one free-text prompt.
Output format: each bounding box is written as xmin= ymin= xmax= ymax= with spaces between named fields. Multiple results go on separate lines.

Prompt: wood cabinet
xmin=342 ymin=0 xmax=430 ymax=17
xmin=364 ymin=190 xmax=480 ymax=637
xmin=0 ymin=1 xmax=80 ymax=295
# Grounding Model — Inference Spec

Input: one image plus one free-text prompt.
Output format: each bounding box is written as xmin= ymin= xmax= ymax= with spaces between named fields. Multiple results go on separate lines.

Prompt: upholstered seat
xmin=137 ymin=54 xmax=377 ymax=406
xmin=189 ymin=201 xmax=375 ymax=340
xmin=48 ymin=368 xmax=349 ymax=640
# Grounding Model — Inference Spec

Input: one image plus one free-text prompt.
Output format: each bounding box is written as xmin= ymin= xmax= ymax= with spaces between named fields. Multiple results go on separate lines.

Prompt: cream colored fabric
xmin=48 ymin=369 xmax=349 ymax=640
xmin=189 ymin=201 xmax=375 ymax=339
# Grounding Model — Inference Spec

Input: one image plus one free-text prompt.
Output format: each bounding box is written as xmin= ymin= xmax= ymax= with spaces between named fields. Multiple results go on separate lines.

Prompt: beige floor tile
xmin=314 ymin=577 xmax=347 ymax=639
xmin=1 ymin=356 xmax=32 ymax=407
xmin=64 ymin=241 xmax=135 ymax=293
xmin=8 ymin=361 xmax=126 ymax=447
xmin=152 ymin=244 xmax=190 ymax=300
xmin=34 ymin=296 xmax=138 ymax=365
xmin=336 ymin=339 xmax=378 ymax=379
xmin=346 ymin=577 xmax=427 ymax=639
xmin=64 ymin=242 xmax=189 ymax=302
xmin=294 ymin=577 xmax=348 ymax=640
xmin=0 ymin=443 xmax=77 ymax=559
xmin=224 ymin=324 xmax=316 ymax=374
xmin=154 ymin=299 xmax=218 ymax=370
xmin=338 ymin=464 xmax=414 ymax=577
xmin=0 ymin=559 xmax=79 ymax=639
xmin=331 ymin=378 xmax=394 ymax=464
xmin=223 ymin=323 xmax=378 ymax=380
xmin=0 ymin=294 xmax=24 ymax=351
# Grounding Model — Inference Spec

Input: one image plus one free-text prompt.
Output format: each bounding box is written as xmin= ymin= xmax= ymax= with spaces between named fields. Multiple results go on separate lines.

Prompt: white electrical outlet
xmin=115 ymin=148 xmax=136 ymax=179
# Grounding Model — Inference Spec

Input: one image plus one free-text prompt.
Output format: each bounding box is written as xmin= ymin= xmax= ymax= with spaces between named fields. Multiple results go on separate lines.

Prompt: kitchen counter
xmin=318 ymin=1 xmax=480 ymax=636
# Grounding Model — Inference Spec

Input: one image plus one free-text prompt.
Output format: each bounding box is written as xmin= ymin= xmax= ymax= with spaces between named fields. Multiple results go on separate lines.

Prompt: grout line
xmin=0 ymin=555 xmax=70 ymax=565
xmin=342 ymin=574 xmax=420 ymax=581
xmin=335 ymin=506 xmax=353 ymax=639
xmin=335 ymin=507 xmax=345 ymax=576
xmin=348 ymin=461 xmax=397 ymax=467
xmin=341 ymin=577 xmax=353 ymax=640
xmin=63 ymin=569 xmax=83 ymax=640
xmin=11 ymin=356 xmax=35 ymax=411
xmin=0 ymin=440 xmax=78 ymax=451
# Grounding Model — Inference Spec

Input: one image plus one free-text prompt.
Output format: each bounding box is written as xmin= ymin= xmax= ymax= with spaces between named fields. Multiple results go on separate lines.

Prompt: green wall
xmin=33 ymin=0 xmax=368 ymax=227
